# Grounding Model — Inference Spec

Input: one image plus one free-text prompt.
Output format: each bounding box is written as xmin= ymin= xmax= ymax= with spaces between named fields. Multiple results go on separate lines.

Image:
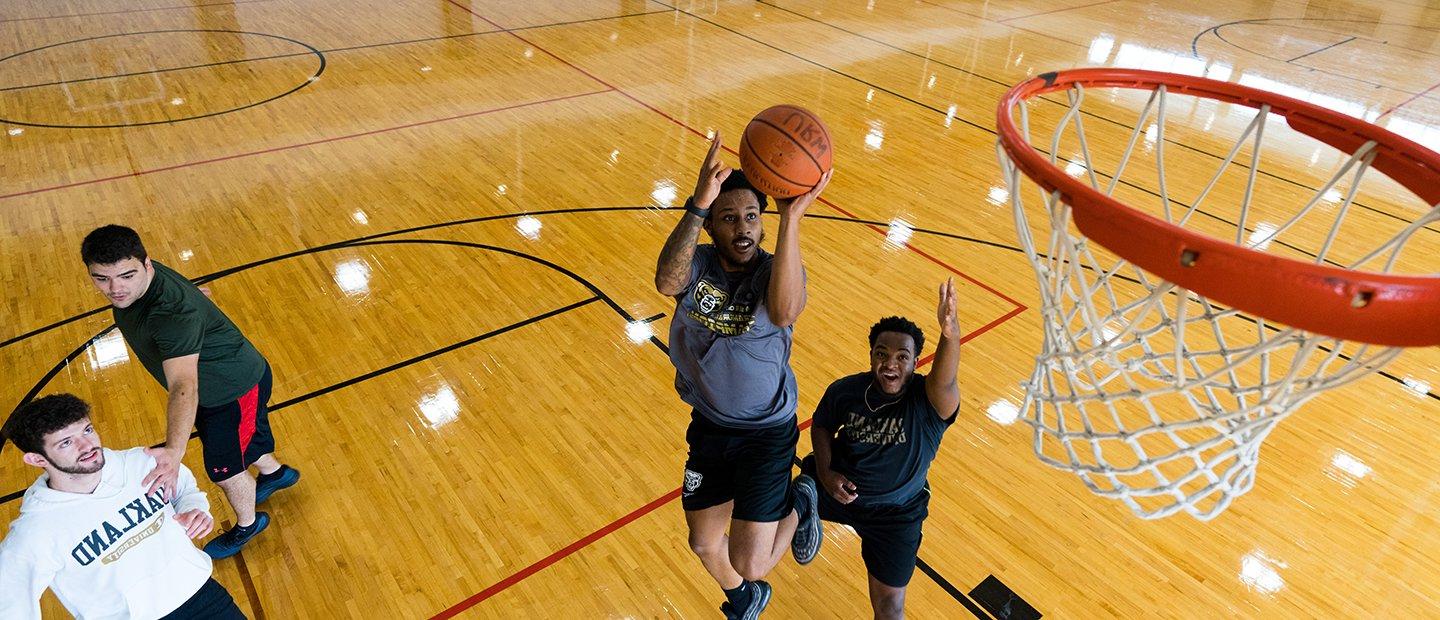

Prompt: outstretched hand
xmin=938 ymin=277 xmax=960 ymax=340
xmin=775 ymin=169 xmax=834 ymax=221
xmin=692 ymin=133 xmax=732 ymax=212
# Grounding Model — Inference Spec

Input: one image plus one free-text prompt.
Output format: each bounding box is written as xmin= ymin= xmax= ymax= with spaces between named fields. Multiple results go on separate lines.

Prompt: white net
xmin=996 ymin=81 xmax=1437 ymax=520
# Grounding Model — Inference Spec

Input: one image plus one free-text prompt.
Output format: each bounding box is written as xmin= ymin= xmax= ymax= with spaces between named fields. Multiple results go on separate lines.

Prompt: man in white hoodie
xmin=0 ymin=394 xmax=246 ymax=619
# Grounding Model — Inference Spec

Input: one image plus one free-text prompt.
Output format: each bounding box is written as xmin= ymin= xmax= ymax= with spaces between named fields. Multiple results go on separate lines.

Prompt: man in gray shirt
xmin=655 ymin=134 xmax=833 ymax=619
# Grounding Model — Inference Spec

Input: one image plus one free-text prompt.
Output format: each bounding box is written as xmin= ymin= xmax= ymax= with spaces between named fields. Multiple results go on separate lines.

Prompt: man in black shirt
xmin=804 ymin=279 xmax=961 ymax=619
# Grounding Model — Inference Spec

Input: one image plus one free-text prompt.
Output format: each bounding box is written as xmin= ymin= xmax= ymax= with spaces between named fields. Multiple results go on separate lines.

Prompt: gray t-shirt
xmin=668 ymin=245 xmax=798 ymax=429
xmin=814 ymin=373 xmax=954 ymax=505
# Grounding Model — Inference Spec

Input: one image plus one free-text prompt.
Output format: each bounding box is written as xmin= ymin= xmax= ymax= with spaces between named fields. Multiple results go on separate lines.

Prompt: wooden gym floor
xmin=4 ymin=0 xmax=1440 ymax=617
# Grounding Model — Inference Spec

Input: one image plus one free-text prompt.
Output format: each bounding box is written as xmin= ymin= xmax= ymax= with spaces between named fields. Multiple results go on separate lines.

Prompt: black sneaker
xmin=255 ymin=465 xmax=300 ymax=505
xmin=720 ymin=601 xmax=740 ymax=620
xmin=735 ymin=580 xmax=771 ymax=620
xmin=203 ymin=512 xmax=270 ymax=559
xmin=791 ymin=474 xmax=821 ymax=565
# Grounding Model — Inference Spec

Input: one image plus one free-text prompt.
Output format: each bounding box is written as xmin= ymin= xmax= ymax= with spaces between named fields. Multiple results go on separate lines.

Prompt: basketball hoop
xmin=995 ymin=68 xmax=1440 ymax=520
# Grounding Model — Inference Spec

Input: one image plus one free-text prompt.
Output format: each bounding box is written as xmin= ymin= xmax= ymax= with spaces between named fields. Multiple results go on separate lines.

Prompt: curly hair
xmin=3 ymin=394 xmax=92 ymax=456
xmin=869 ymin=316 xmax=924 ymax=354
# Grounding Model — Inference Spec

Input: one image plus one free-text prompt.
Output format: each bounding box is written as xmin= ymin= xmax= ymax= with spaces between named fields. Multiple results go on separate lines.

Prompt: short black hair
xmin=3 ymin=394 xmax=92 ymax=456
xmin=81 ymin=225 xmax=147 ymax=266
xmin=869 ymin=316 xmax=924 ymax=354
xmin=716 ymin=169 xmax=769 ymax=214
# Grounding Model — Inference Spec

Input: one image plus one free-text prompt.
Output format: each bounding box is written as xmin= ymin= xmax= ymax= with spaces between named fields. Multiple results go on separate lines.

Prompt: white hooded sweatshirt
xmin=0 ymin=447 xmax=214 ymax=619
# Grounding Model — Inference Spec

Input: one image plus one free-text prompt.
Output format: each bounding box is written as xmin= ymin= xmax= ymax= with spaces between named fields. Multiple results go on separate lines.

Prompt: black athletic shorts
xmin=161 ymin=578 xmax=246 ymax=619
xmin=802 ymin=454 xmax=929 ymax=588
xmin=195 ymin=364 xmax=275 ymax=482
xmin=682 ymin=411 xmax=799 ymax=522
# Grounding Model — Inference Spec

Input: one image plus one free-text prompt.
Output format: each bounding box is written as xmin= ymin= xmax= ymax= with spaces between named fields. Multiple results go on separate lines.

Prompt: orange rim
xmin=996 ymin=68 xmax=1440 ymax=347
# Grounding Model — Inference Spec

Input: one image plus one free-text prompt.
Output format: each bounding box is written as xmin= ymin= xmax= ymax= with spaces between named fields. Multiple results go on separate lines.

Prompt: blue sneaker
xmin=203 ymin=512 xmax=270 ymax=559
xmin=255 ymin=465 xmax=300 ymax=505
xmin=791 ymin=475 xmax=821 ymax=565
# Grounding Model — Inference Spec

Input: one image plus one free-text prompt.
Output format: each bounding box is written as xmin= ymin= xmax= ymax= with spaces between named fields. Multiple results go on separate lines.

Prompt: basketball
xmin=738 ymin=104 xmax=833 ymax=199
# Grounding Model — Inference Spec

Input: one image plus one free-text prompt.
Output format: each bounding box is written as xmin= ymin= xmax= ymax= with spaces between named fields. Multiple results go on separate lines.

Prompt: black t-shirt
xmin=813 ymin=372 xmax=955 ymax=505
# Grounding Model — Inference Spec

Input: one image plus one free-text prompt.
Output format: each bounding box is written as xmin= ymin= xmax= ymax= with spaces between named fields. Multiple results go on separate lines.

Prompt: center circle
xmin=0 ymin=29 xmax=325 ymax=129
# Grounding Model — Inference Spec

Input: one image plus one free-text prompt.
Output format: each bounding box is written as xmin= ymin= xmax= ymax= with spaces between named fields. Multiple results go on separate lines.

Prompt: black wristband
xmin=684 ymin=196 xmax=710 ymax=219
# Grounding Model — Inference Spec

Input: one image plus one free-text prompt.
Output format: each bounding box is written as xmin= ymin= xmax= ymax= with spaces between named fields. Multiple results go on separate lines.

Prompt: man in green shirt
xmin=80 ymin=225 xmax=300 ymax=559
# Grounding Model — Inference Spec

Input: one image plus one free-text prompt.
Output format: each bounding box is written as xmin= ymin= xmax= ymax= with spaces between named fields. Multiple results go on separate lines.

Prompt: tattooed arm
xmin=656 ymin=134 xmax=732 ymax=296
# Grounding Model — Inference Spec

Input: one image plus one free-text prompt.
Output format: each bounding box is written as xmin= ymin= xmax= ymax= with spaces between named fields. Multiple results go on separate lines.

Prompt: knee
xmin=871 ymin=590 xmax=905 ymax=620
xmin=688 ymin=535 xmax=723 ymax=560
xmin=732 ymin=558 xmax=768 ymax=582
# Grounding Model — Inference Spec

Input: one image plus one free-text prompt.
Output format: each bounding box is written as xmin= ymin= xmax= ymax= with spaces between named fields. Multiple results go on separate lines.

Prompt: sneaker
xmin=790 ymin=474 xmax=821 ymax=565
xmin=203 ymin=512 xmax=270 ymax=559
xmin=254 ymin=465 xmax=300 ymax=505
xmin=734 ymin=581 xmax=771 ymax=620
xmin=720 ymin=601 xmax=739 ymax=620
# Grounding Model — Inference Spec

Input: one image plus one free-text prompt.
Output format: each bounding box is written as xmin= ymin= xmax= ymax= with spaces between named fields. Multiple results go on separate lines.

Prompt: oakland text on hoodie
xmin=0 ymin=447 xmax=214 ymax=619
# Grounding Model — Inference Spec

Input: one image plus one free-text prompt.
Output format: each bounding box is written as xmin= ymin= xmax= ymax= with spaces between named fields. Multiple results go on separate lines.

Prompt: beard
xmin=52 ymin=450 xmax=105 ymax=475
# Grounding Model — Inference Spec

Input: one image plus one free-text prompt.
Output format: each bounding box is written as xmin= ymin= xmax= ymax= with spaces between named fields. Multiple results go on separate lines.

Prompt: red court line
xmin=429 ymin=488 xmax=683 ymax=619
xmin=997 ymin=0 xmax=1119 ymax=23
xmin=0 ymin=89 xmax=613 ymax=201
xmin=439 ymin=0 xmax=1025 ymax=316
xmin=428 ymin=303 xmax=1022 ymax=618
xmin=1378 ymin=80 xmax=1440 ymax=120
xmin=0 ymin=0 xmax=272 ymax=24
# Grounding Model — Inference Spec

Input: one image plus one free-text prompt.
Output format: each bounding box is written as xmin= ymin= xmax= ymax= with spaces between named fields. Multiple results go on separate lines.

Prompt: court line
xmin=429 ymin=487 xmax=683 ymax=620
xmin=434 ymin=0 xmax=1025 ymax=318
xmin=0 ymin=88 xmax=612 ymax=200
xmin=0 ymin=207 xmax=1014 ymax=350
xmin=227 ymin=520 xmax=268 ymax=620
xmin=1287 ymin=35 xmax=1356 ymax=63
xmin=752 ymin=0 xmax=1437 ymax=235
xmin=996 ymin=0 xmax=1119 ymax=23
xmin=1379 ymin=80 xmax=1440 ymax=120
xmin=0 ymin=9 xmax=672 ymax=94
xmin=0 ymin=0 xmax=273 ymax=24
xmin=3 ymin=233 xmax=683 ymax=494
xmin=642 ymin=1 xmax=1376 ymax=269
xmin=428 ymin=352 xmax=997 ymax=619
xmin=0 ymin=30 xmax=326 ymax=130
xmin=270 ymin=295 xmax=603 ymax=409
xmin=909 ymin=0 xmax=1086 ymax=48
xmin=916 ymin=558 xmax=991 ymax=619
xmin=1193 ymin=19 xmax=1440 ymax=95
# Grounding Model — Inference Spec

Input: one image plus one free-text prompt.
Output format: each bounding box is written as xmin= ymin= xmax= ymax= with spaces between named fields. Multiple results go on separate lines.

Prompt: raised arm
xmin=766 ymin=169 xmax=833 ymax=327
xmin=925 ymin=278 xmax=962 ymax=420
xmin=656 ymin=134 xmax=731 ymax=296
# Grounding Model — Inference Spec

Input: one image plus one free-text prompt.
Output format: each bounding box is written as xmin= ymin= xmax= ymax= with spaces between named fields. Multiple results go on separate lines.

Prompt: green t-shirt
xmin=112 ymin=261 xmax=267 ymax=408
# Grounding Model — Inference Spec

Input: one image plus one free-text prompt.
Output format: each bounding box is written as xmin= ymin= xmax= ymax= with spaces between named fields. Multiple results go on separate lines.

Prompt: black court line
xmin=270 ymin=296 xmax=600 ymax=410
xmin=0 ymin=30 xmax=325 ymax=129
xmin=8 ymin=207 xmax=1437 ymax=411
xmin=0 ymin=9 xmax=672 ymax=94
xmin=0 ymin=0 xmax=273 ymax=24
xmin=657 ymin=2 xmax=1412 ymax=269
xmin=1287 ymin=36 xmax=1356 ymax=63
xmin=917 ymin=558 xmax=992 ymax=618
xmin=752 ymin=0 xmax=1439 ymax=236
xmin=0 ymin=298 xmax=596 ymax=505
xmin=0 ymin=206 xmax=1007 ymax=350
xmin=1193 ymin=19 xmax=1440 ymax=93
xmin=4 ymin=232 xmax=680 ymax=499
